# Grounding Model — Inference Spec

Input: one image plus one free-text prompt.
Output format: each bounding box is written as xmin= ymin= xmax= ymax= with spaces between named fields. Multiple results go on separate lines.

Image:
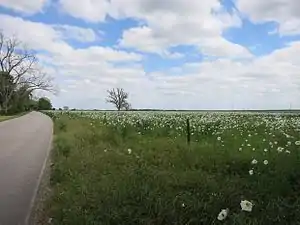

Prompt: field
xmin=44 ymin=111 xmax=300 ymax=225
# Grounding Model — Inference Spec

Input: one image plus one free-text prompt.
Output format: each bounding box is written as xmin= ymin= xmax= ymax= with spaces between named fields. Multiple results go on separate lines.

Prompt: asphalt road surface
xmin=0 ymin=112 xmax=53 ymax=225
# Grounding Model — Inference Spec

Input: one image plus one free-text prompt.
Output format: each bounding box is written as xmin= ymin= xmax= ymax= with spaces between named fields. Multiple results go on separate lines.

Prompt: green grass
xmin=45 ymin=112 xmax=300 ymax=225
xmin=0 ymin=115 xmax=14 ymax=122
xmin=0 ymin=112 xmax=30 ymax=122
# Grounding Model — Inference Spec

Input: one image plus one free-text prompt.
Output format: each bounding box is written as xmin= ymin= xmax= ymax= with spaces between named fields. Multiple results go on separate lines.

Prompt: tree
xmin=38 ymin=97 xmax=52 ymax=110
xmin=106 ymin=88 xmax=130 ymax=111
xmin=0 ymin=31 xmax=53 ymax=114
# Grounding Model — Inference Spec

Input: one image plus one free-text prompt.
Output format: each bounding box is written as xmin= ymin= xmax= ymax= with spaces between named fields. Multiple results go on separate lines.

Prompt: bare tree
xmin=0 ymin=31 xmax=53 ymax=113
xmin=106 ymin=88 xmax=130 ymax=111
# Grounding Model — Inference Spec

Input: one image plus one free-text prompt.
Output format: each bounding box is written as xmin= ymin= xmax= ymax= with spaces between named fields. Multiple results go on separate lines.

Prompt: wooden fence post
xmin=186 ymin=118 xmax=191 ymax=145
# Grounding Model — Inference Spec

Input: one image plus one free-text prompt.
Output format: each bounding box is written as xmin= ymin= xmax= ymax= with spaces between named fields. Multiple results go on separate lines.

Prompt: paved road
xmin=0 ymin=112 xmax=53 ymax=225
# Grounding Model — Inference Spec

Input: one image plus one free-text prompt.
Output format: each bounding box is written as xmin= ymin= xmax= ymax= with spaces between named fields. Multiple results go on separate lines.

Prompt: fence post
xmin=186 ymin=118 xmax=191 ymax=145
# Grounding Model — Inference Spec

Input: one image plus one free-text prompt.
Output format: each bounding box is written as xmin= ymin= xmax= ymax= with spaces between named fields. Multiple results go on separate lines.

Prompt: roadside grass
xmin=0 ymin=112 xmax=29 ymax=122
xmin=0 ymin=115 xmax=14 ymax=122
xmin=46 ymin=114 xmax=300 ymax=225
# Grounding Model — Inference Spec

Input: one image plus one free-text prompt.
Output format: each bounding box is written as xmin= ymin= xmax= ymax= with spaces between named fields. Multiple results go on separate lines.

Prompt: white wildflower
xmin=240 ymin=200 xmax=253 ymax=212
xmin=249 ymin=169 xmax=254 ymax=175
xmin=295 ymin=141 xmax=300 ymax=146
xmin=264 ymin=148 xmax=268 ymax=152
xmin=128 ymin=148 xmax=132 ymax=154
xmin=251 ymin=159 xmax=258 ymax=165
xmin=239 ymin=147 xmax=242 ymax=151
xmin=252 ymin=148 xmax=256 ymax=151
xmin=285 ymin=150 xmax=291 ymax=154
xmin=217 ymin=137 xmax=221 ymax=141
xmin=263 ymin=160 xmax=269 ymax=165
xmin=277 ymin=147 xmax=284 ymax=152
xmin=217 ymin=208 xmax=229 ymax=221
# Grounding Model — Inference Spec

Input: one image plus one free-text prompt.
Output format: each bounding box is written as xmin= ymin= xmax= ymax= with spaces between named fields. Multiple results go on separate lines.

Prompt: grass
xmin=0 ymin=113 xmax=25 ymax=122
xmin=44 ymin=111 xmax=300 ymax=225
xmin=0 ymin=112 xmax=28 ymax=122
xmin=0 ymin=115 xmax=17 ymax=122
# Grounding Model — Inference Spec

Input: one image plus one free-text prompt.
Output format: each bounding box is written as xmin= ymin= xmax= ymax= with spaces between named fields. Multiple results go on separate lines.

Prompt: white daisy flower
xmin=240 ymin=200 xmax=253 ymax=212
xmin=251 ymin=159 xmax=258 ymax=165
xmin=249 ymin=169 xmax=254 ymax=175
xmin=277 ymin=147 xmax=284 ymax=152
xmin=217 ymin=208 xmax=229 ymax=221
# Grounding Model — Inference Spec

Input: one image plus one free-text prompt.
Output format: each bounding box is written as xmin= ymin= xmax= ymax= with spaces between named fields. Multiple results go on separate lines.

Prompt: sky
xmin=0 ymin=0 xmax=300 ymax=110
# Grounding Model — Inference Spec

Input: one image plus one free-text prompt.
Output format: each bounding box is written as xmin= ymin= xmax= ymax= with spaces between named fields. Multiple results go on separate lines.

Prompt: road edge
xmin=24 ymin=115 xmax=54 ymax=225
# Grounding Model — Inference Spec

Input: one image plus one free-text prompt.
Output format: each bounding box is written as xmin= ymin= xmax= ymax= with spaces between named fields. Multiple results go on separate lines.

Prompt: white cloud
xmin=0 ymin=14 xmax=141 ymax=62
xmin=0 ymin=11 xmax=299 ymax=109
xmin=53 ymin=25 xmax=99 ymax=43
xmin=0 ymin=0 xmax=49 ymax=14
xmin=236 ymin=0 xmax=300 ymax=36
xmin=115 ymin=0 xmax=250 ymax=57
xmin=59 ymin=0 xmax=110 ymax=22
xmin=58 ymin=0 xmax=250 ymax=58
xmin=0 ymin=14 xmax=71 ymax=54
xmin=49 ymin=42 xmax=300 ymax=109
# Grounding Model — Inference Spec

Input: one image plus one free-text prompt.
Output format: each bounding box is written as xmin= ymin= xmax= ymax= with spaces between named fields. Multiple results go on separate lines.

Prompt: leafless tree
xmin=106 ymin=88 xmax=130 ymax=111
xmin=0 ymin=31 xmax=53 ymax=113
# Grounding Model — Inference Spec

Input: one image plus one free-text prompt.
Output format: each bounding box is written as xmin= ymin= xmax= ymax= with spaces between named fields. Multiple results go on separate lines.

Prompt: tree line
xmin=0 ymin=31 xmax=53 ymax=115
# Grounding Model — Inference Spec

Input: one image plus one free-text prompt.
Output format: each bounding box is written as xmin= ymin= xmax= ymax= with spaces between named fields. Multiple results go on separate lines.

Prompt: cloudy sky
xmin=0 ymin=0 xmax=299 ymax=110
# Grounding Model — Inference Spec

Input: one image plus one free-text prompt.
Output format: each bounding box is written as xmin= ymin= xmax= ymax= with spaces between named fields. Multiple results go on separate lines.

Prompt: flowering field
xmin=44 ymin=111 xmax=300 ymax=225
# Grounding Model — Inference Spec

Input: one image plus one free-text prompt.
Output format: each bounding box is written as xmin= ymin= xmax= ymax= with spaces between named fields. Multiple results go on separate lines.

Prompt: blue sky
xmin=0 ymin=0 xmax=300 ymax=109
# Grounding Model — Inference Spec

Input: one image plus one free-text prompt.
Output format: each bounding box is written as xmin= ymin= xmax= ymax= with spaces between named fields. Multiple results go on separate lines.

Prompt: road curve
xmin=0 ymin=112 xmax=53 ymax=225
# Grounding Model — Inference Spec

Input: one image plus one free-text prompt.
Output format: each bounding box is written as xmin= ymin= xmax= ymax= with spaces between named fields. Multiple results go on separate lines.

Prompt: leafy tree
xmin=38 ymin=97 xmax=52 ymax=110
xmin=0 ymin=31 xmax=53 ymax=114
xmin=106 ymin=88 xmax=130 ymax=111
